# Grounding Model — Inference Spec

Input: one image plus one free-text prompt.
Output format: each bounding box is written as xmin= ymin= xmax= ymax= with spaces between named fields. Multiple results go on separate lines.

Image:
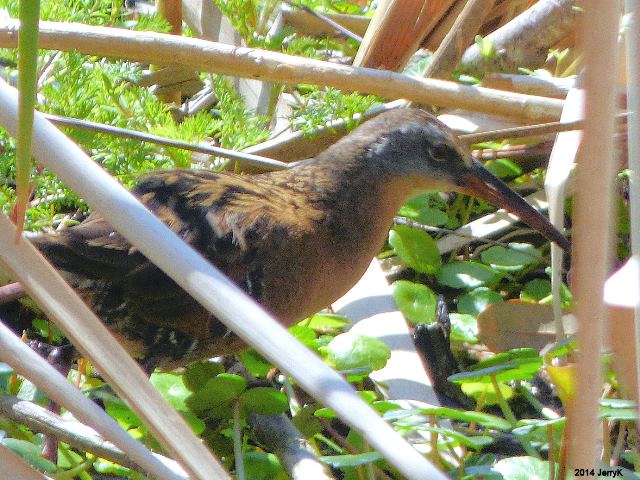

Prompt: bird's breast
xmin=257 ymin=211 xmax=394 ymax=324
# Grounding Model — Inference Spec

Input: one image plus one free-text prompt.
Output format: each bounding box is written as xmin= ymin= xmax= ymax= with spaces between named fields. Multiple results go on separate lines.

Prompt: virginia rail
xmin=32 ymin=109 xmax=569 ymax=369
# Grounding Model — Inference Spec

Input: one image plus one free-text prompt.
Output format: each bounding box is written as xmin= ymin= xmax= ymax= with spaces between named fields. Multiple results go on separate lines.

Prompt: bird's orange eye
xmin=429 ymin=143 xmax=456 ymax=162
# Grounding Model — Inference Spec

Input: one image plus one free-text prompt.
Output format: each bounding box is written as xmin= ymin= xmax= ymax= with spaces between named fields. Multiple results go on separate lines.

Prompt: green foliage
xmin=437 ymin=261 xmax=500 ymax=289
xmin=389 ymin=224 xmax=442 ymax=274
xmin=243 ymin=451 xmax=286 ymax=480
xmin=449 ymin=312 xmax=479 ymax=343
xmin=1 ymin=438 xmax=57 ymax=473
xmin=0 ymin=0 xmax=170 ymax=30
xmin=392 ymin=280 xmax=437 ymax=324
xmin=185 ymin=374 xmax=247 ymax=413
xmin=492 ymin=456 xmax=556 ymax=480
xmin=485 ymin=158 xmax=523 ymax=179
xmin=475 ymin=35 xmax=496 ymax=60
xmin=480 ymin=243 xmax=542 ymax=272
xmin=449 ymin=348 xmax=542 ymax=384
xmin=398 ymin=193 xmax=450 ymax=226
xmin=387 ymin=406 xmax=512 ymax=431
xmin=324 ymin=332 xmax=391 ymax=374
xmin=291 ymin=87 xmax=379 ymax=135
xmin=457 ymin=287 xmax=503 ymax=315
xmin=239 ymin=387 xmax=289 ymax=415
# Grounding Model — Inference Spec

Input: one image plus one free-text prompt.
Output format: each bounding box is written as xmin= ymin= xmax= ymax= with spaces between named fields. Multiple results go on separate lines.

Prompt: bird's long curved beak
xmin=457 ymin=159 xmax=570 ymax=251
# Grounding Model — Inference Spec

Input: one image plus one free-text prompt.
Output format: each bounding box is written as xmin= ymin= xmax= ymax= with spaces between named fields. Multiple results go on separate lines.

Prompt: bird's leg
xmin=413 ymin=296 xmax=473 ymax=409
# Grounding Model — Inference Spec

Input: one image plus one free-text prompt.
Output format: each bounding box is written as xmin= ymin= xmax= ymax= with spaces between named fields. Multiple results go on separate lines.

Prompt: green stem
xmin=232 ymin=400 xmax=245 ymax=480
xmin=490 ymin=375 xmax=540 ymax=458
xmin=14 ymin=0 xmax=40 ymax=235
xmin=489 ymin=375 xmax=516 ymax=424
xmin=52 ymin=451 xmax=94 ymax=480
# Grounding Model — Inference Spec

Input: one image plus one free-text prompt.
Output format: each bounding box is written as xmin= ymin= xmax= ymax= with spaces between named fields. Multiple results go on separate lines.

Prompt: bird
xmin=31 ymin=109 xmax=569 ymax=370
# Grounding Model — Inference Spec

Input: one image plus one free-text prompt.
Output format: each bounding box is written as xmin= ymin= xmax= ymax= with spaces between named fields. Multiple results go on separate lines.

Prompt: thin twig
xmin=394 ymin=216 xmax=544 ymax=253
xmin=0 ymin=395 xmax=188 ymax=477
xmin=459 ymin=112 xmax=627 ymax=145
xmin=42 ymin=112 xmax=289 ymax=171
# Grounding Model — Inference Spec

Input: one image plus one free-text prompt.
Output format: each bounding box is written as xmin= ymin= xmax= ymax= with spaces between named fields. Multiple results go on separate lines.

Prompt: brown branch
xmin=0 ymin=282 xmax=26 ymax=305
xmin=0 ymin=20 xmax=564 ymax=121
xmin=423 ymin=0 xmax=497 ymax=80
xmin=458 ymin=0 xmax=582 ymax=77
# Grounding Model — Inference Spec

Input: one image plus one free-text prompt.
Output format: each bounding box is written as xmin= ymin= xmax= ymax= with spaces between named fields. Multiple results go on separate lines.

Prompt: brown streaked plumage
xmin=33 ymin=109 xmax=569 ymax=369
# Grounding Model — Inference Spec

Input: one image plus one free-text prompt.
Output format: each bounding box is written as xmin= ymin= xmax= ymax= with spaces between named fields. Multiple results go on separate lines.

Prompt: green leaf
xmin=31 ymin=318 xmax=65 ymax=343
xmin=461 ymin=381 xmax=514 ymax=405
xmin=239 ymin=350 xmax=273 ymax=378
xmin=449 ymin=313 xmax=479 ymax=343
xmin=485 ymin=159 xmax=523 ymax=179
xmin=305 ymin=313 xmax=350 ymax=330
xmin=512 ymin=417 xmax=565 ymax=440
xmin=94 ymin=458 xmax=133 ymax=476
xmin=313 ymin=407 xmax=336 ymax=419
xmin=289 ymin=324 xmax=317 ymax=346
xmin=437 ymin=261 xmax=499 ymax=289
xmin=475 ymin=35 xmax=495 ymax=60
xmin=243 ymin=451 xmax=285 ymax=480
xmin=1 ymin=438 xmax=57 ymax=473
xmin=239 ymin=387 xmax=289 ymax=415
xmin=150 ymin=372 xmax=190 ymax=411
xmin=480 ymin=243 xmax=542 ymax=271
xmin=388 ymin=225 xmax=441 ymax=274
xmin=322 ymin=451 xmax=382 ymax=468
xmin=183 ymin=361 xmax=225 ymax=392
xmin=600 ymin=399 xmax=639 ymax=421
xmin=372 ymin=400 xmax=402 ymax=414
xmin=415 ymin=425 xmax=494 ymax=450
xmin=392 ymin=280 xmax=437 ymax=324
xmin=326 ymin=333 xmax=390 ymax=372
xmin=398 ymin=194 xmax=449 ymax=226
xmin=522 ymin=277 xmax=573 ymax=308
xmin=358 ymin=390 xmax=378 ymax=404
xmin=104 ymin=399 xmax=142 ymax=429
xmin=458 ymin=287 xmax=503 ymax=315
xmin=493 ymin=456 xmax=555 ymax=480
xmin=520 ymin=278 xmax=552 ymax=302
xmin=185 ymin=373 xmax=247 ymax=412
xmin=543 ymin=337 xmax=576 ymax=360
xmin=449 ymin=348 xmax=542 ymax=383
xmin=385 ymin=407 xmax=512 ymax=431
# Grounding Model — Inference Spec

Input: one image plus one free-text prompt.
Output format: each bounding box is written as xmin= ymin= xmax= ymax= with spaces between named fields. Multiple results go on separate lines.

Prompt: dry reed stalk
xmin=568 ymin=0 xmax=620 ymax=469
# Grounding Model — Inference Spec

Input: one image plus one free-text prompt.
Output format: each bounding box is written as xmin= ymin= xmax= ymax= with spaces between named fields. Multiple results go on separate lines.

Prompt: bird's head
xmin=351 ymin=109 xmax=570 ymax=250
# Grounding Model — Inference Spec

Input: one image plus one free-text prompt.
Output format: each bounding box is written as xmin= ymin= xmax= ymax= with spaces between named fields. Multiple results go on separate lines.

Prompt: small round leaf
xmin=326 ymin=333 xmax=391 ymax=372
xmin=437 ymin=261 xmax=499 ymax=289
xmin=480 ymin=243 xmax=541 ymax=271
xmin=392 ymin=280 xmax=437 ymax=324
xmin=457 ymin=288 xmax=503 ymax=315
xmin=389 ymin=225 xmax=441 ymax=274
xmin=239 ymin=387 xmax=289 ymax=415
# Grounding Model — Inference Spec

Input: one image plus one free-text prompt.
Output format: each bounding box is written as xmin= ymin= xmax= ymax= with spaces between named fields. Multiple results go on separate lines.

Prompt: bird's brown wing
xmin=33 ymin=169 xmax=303 ymax=366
